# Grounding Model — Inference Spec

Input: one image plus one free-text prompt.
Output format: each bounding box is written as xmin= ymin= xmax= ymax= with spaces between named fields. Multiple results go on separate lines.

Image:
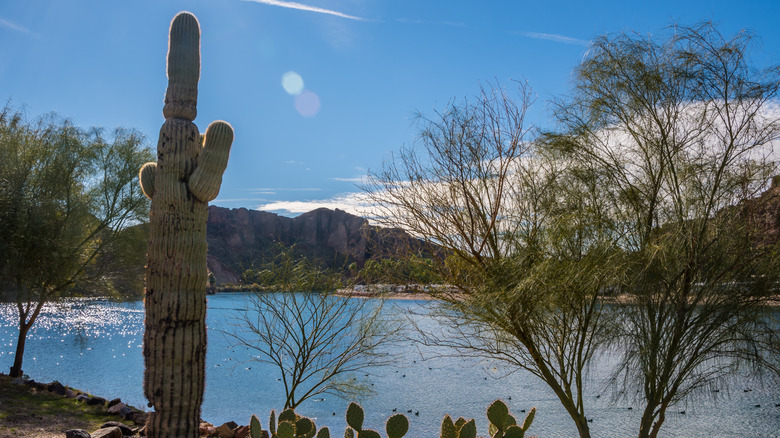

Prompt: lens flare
xmin=281 ymin=71 xmax=304 ymax=95
xmin=295 ymin=90 xmax=321 ymax=117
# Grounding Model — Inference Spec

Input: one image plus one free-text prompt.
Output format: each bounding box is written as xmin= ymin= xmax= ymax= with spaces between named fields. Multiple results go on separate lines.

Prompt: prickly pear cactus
xmin=486 ymin=400 xmax=535 ymax=438
xmin=141 ymin=11 xmax=233 ymax=438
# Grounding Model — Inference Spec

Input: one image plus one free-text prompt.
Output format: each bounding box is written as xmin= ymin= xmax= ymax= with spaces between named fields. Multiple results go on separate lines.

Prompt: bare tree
xmin=362 ymin=82 xmax=622 ymax=437
xmin=550 ymin=22 xmax=780 ymax=438
xmin=229 ymin=291 xmax=402 ymax=410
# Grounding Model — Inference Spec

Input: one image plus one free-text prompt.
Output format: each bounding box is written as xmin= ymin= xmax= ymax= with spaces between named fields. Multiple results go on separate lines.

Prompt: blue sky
xmin=1 ymin=0 xmax=779 ymax=216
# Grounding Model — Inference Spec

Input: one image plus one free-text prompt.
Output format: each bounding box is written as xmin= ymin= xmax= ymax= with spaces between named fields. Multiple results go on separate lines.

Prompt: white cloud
xmin=329 ymin=176 xmax=366 ymax=183
xmin=519 ymin=31 xmax=590 ymax=46
xmin=241 ymin=0 xmax=367 ymax=21
xmin=256 ymin=192 xmax=371 ymax=217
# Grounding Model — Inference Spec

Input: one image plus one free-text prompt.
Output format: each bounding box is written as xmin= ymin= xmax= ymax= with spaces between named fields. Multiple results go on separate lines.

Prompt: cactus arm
xmin=189 ymin=120 xmax=233 ymax=202
xmin=139 ymin=162 xmax=157 ymax=199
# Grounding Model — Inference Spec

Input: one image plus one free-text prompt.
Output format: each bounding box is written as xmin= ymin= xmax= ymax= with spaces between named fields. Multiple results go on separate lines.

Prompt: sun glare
xmin=281 ymin=71 xmax=304 ymax=95
xmin=294 ymin=90 xmax=321 ymax=117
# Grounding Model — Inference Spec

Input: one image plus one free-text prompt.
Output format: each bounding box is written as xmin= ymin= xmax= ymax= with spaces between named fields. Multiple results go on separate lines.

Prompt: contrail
xmin=521 ymin=32 xmax=590 ymax=46
xmin=242 ymin=0 xmax=366 ymax=21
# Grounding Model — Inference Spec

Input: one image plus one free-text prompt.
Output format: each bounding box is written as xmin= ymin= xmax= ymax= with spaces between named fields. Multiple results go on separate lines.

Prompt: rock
xmin=131 ymin=411 xmax=149 ymax=425
xmin=222 ymin=421 xmax=239 ymax=430
xmin=107 ymin=398 xmax=122 ymax=408
xmin=199 ymin=423 xmax=217 ymax=437
xmin=86 ymin=396 xmax=107 ymax=406
xmin=119 ymin=405 xmax=134 ymax=419
xmin=10 ymin=377 xmax=24 ymax=385
xmin=90 ymin=426 xmax=122 ymax=438
xmin=100 ymin=421 xmax=133 ymax=436
xmin=48 ymin=380 xmax=66 ymax=395
xmin=107 ymin=402 xmax=126 ymax=415
xmin=76 ymin=394 xmax=90 ymax=402
xmin=65 ymin=388 xmax=77 ymax=398
xmin=233 ymin=425 xmax=250 ymax=438
xmin=215 ymin=423 xmax=235 ymax=438
xmin=65 ymin=429 xmax=91 ymax=438
xmin=199 ymin=422 xmax=214 ymax=435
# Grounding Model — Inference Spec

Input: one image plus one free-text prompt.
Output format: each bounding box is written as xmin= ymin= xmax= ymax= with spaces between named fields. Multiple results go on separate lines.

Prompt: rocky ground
xmin=0 ymin=374 xmax=256 ymax=438
xmin=0 ymin=374 xmax=140 ymax=438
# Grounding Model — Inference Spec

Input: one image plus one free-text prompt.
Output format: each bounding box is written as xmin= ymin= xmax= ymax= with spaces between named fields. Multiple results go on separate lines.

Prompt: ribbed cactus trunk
xmin=140 ymin=12 xmax=233 ymax=438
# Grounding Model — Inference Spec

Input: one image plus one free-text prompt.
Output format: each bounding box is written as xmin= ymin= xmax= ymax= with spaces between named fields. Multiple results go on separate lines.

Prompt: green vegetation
xmin=550 ymin=22 xmax=780 ymax=438
xmin=0 ymin=375 xmax=135 ymax=437
xmin=0 ymin=105 xmax=152 ymax=378
xmin=363 ymin=22 xmax=780 ymax=438
xmin=250 ymin=408 xmax=329 ymax=438
xmin=250 ymin=400 xmax=535 ymax=438
xmin=357 ymin=255 xmax=442 ymax=285
xmin=240 ymin=244 xmax=347 ymax=292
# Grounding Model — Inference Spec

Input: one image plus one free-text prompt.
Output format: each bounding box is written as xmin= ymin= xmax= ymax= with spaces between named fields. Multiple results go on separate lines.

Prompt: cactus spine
xmin=140 ymin=11 xmax=233 ymax=438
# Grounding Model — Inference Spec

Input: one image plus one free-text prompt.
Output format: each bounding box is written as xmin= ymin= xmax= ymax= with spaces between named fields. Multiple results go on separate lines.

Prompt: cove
xmin=1 ymin=292 xmax=777 ymax=437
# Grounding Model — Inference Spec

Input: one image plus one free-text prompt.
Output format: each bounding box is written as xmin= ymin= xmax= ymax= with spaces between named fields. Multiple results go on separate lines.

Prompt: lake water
xmin=0 ymin=293 xmax=778 ymax=437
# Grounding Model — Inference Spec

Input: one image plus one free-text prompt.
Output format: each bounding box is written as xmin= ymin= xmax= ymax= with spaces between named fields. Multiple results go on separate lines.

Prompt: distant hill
xmin=205 ymin=206 xmax=431 ymax=284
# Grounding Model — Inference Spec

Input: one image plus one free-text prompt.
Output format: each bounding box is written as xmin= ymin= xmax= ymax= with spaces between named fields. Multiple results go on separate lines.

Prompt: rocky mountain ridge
xmin=205 ymin=206 xmax=422 ymax=284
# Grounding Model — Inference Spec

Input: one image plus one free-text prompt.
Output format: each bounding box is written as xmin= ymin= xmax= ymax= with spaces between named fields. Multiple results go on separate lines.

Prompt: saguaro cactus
xmin=140 ymin=11 xmax=233 ymax=438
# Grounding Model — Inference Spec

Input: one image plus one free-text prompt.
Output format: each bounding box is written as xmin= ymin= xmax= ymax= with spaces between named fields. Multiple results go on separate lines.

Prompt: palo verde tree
xmin=362 ymin=82 xmax=621 ymax=438
xmin=139 ymin=12 xmax=233 ymax=438
xmin=229 ymin=291 xmax=402 ymax=410
xmin=550 ymin=23 xmax=780 ymax=438
xmin=0 ymin=105 xmax=151 ymax=378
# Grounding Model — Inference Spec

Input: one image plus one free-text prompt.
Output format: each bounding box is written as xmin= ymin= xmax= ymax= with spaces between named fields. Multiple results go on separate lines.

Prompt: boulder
xmin=131 ymin=411 xmax=149 ymax=425
xmin=65 ymin=388 xmax=77 ymax=398
xmin=65 ymin=429 xmax=91 ymax=438
xmin=100 ymin=421 xmax=134 ymax=436
xmin=10 ymin=377 xmax=24 ymax=385
xmin=107 ymin=402 xmax=126 ymax=415
xmin=76 ymin=394 xmax=90 ymax=402
xmin=90 ymin=426 xmax=122 ymax=438
xmin=86 ymin=396 xmax=107 ymax=406
xmin=222 ymin=421 xmax=239 ymax=430
xmin=107 ymin=398 xmax=122 ymax=408
xmin=119 ymin=405 xmax=134 ymax=419
xmin=47 ymin=380 xmax=66 ymax=395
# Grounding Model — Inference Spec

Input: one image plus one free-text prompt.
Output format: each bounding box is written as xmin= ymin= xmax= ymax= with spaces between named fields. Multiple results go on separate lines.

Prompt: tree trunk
xmin=9 ymin=323 xmax=30 ymax=378
xmin=10 ymin=299 xmax=45 ymax=378
xmin=141 ymin=12 xmax=232 ymax=438
xmin=638 ymin=402 xmax=658 ymax=438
